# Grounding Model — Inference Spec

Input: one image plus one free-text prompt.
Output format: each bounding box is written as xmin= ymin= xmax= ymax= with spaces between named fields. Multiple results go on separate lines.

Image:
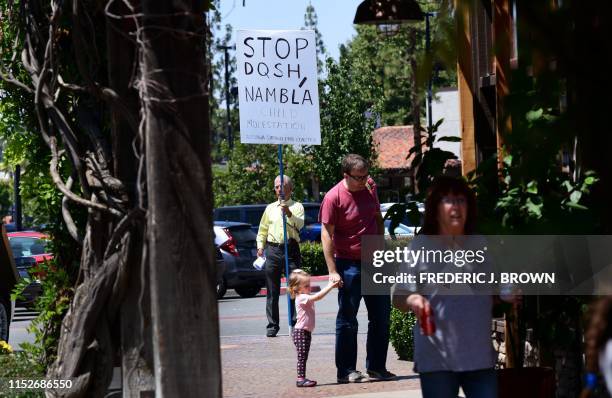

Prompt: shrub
xmin=11 ymin=259 xmax=73 ymax=374
xmin=299 ymin=241 xmax=327 ymax=276
xmin=390 ymin=307 xmax=417 ymax=361
xmin=0 ymin=350 xmax=45 ymax=397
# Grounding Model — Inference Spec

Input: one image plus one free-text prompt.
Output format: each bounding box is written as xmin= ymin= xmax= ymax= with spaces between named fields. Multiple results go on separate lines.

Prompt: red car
xmin=7 ymin=231 xmax=53 ymax=307
xmin=7 ymin=231 xmax=53 ymax=265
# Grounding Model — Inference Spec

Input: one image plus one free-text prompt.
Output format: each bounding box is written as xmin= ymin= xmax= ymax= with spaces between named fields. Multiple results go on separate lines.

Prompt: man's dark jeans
xmin=335 ymin=258 xmax=391 ymax=379
xmin=265 ymin=242 xmax=300 ymax=333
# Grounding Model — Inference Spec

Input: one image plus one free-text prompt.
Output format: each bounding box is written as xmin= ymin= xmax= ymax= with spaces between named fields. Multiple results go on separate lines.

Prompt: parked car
xmin=214 ymin=221 xmax=264 ymax=299
xmin=213 ymin=202 xmax=323 ymax=242
xmin=7 ymin=231 xmax=53 ymax=264
xmin=381 ymin=202 xmax=424 ymax=236
xmin=214 ymin=205 xmax=267 ymax=235
xmin=299 ymin=203 xmax=321 ymax=242
xmin=7 ymin=231 xmax=53 ymax=308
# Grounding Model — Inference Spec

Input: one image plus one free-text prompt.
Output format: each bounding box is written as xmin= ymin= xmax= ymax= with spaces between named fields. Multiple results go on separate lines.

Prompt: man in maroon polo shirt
xmin=319 ymin=153 xmax=395 ymax=384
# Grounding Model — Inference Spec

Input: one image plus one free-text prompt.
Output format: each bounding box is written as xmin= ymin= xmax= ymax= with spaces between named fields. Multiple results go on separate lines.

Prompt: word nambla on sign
xmin=237 ymin=30 xmax=321 ymax=145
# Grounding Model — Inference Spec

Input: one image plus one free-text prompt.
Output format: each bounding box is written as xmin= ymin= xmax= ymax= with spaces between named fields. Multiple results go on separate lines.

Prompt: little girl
xmin=288 ymin=269 xmax=339 ymax=387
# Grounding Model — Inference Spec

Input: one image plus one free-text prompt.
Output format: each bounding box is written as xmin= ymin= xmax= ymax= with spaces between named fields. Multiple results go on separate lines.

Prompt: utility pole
xmin=218 ymin=45 xmax=235 ymax=149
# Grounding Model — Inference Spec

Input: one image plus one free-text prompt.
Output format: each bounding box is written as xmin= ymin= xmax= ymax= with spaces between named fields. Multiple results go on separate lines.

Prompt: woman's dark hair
xmin=420 ymin=176 xmax=477 ymax=235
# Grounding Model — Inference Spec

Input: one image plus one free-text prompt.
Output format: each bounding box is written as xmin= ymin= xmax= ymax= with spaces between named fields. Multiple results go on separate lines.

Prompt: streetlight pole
xmin=218 ymin=45 xmax=235 ymax=149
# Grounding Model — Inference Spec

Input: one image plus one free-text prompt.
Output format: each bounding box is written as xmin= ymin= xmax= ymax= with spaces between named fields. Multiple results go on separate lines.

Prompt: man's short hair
xmin=341 ymin=154 xmax=369 ymax=174
xmin=274 ymin=175 xmax=293 ymax=189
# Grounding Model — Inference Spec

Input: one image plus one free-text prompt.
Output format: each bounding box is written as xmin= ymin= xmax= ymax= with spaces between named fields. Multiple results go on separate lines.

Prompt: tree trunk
xmin=141 ymin=1 xmax=221 ymax=397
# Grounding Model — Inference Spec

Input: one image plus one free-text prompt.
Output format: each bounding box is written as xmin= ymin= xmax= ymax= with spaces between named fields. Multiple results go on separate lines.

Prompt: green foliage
xmin=408 ymin=118 xmax=459 ymax=196
xmin=306 ymin=57 xmax=382 ymax=192
xmin=341 ymin=1 xmax=457 ymax=127
xmin=213 ymin=141 xmax=313 ymax=206
xmin=306 ymin=1 xmax=457 ymax=193
xmin=449 ymin=3 xmax=604 ymax=370
xmin=466 ymin=81 xmax=600 ymax=235
xmin=492 ymin=157 xmax=598 ymax=233
xmin=11 ymin=259 xmax=73 ymax=373
xmin=208 ymin=0 xmax=239 ymax=160
xmin=418 ymin=1 xmax=458 ymax=94
xmin=343 ymin=25 xmax=416 ymax=126
xmin=0 ymin=351 xmax=45 ymax=397
xmin=303 ymin=3 xmax=327 ymax=76
xmin=0 ymin=180 xmax=12 ymax=215
xmin=299 ymin=241 xmax=326 ymax=276
xmin=389 ymin=307 xmax=417 ymax=361
xmin=0 ymin=0 xmax=86 ymax=376
xmin=0 ymin=64 xmax=76 ymax=232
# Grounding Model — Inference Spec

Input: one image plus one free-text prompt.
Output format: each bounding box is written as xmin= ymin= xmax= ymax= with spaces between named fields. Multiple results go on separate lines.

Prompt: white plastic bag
xmin=253 ymin=256 xmax=266 ymax=270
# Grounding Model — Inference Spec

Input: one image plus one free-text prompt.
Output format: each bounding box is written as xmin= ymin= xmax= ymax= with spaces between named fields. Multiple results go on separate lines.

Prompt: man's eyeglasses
xmin=347 ymin=173 xmax=369 ymax=182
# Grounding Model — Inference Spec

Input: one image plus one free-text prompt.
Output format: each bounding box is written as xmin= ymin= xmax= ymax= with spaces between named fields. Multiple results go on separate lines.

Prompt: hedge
xmin=390 ymin=307 xmax=417 ymax=361
xmin=0 ymin=350 xmax=45 ymax=397
xmin=299 ymin=241 xmax=327 ymax=276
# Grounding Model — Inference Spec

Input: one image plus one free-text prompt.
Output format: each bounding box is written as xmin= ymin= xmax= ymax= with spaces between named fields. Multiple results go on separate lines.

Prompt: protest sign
xmin=236 ymin=29 xmax=321 ymax=145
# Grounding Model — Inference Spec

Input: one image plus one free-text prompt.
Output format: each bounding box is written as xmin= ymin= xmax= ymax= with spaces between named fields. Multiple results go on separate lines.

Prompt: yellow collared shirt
xmin=256 ymin=199 xmax=305 ymax=250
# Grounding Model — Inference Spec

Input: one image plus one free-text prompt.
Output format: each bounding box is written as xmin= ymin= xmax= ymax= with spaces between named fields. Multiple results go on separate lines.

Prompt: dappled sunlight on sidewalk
xmin=221 ymin=333 xmax=420 ymax=398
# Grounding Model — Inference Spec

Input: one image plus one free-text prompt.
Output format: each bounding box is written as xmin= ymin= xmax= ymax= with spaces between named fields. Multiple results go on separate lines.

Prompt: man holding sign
xmin=256 ymin=175 xmax=304 ymax=337
xmin=236 ymin=29 xmax=320 ymax=335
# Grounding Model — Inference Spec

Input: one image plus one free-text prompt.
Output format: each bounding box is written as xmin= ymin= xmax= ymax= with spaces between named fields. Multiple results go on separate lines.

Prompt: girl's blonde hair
xmin=288 ymin=269 xmax=310 ymax=299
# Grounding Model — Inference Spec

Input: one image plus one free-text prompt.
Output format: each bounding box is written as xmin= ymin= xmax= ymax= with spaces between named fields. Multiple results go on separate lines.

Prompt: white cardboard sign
xmin=236 ymin=29 xmax=321 ymax=145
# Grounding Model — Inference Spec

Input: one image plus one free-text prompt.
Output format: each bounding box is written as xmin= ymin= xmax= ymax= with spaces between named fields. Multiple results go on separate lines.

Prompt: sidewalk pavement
xmin=221 ymin=332 xmax=423 ymax=398
xmin=333 ymin=391 xmax=423 ymax=398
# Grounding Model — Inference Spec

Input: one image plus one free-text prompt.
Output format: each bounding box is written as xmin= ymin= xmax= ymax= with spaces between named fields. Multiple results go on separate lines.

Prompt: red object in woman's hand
xmin=420 ymin=306 xmax=436 ymax=336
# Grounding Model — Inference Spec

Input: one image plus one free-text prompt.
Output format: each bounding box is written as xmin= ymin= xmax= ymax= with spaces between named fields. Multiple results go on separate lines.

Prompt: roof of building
xmin=373 ymin=126 xmax=417 ymax=170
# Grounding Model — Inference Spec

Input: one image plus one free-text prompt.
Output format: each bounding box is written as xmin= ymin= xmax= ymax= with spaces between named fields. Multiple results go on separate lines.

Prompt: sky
xmin=217 ymin=0 xmax=363 ymax=60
